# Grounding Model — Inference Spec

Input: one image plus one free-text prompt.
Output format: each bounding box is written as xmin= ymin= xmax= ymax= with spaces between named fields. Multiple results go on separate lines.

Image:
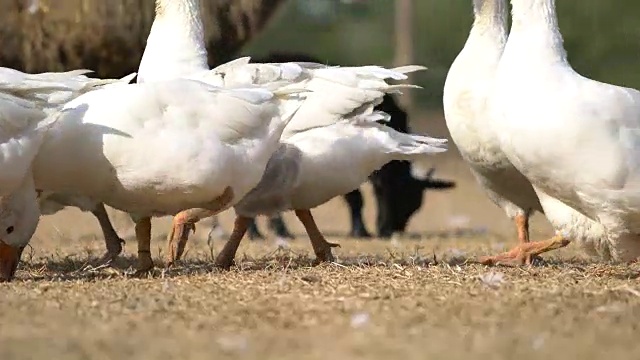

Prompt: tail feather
xmin=209 ymin=60 xmax=308 ymax=87
xmin=351 ymin=110 xmax=392 ymax=125
xmin=0 ymin=71 xmax=136 ymax=109
xmin=5 ymin=69 xmax=127 ymax=92
xmin=30 ymin=69 xmax=95 ymax=80
xmin=277 ymin=100 xmax=304 ymax=130
xmin=384 ymin=84 xmax=423 ymax=91
xmin=276 ymin=62 xmax=328 ymax=70
xmin=396 ymin=141 xmax=448 ymax=155
xmin=104 ymin=72 xmax=137 ymax=87
xmin=391 ymin=65 xmax=429 ymax=75
xmin=329 ymin=64 xmax=427 ymax=81
xmin=272 ymin=87 xmax=313 ymax=98
xmin=219 ymin=83 xmax=311 ymax=102
xmin=210 ymin=56 xmax=252 ymax=73
xmin=280 ymin=67 xmax=426 ymax=138
xmin=337 ymin=66 xmax=407 ymax=81
xmin=0 ymin=67 xmax=94 ymax=85
xmin=75 ymin=72 xmax=137 ymax=93
xmin=402 ymin=133 xmax=449 ymax=147
xmin=274 ymin=63 xmax=305 ymax=81
xmin=219 ymin=87 xmax=279 ymax=105
xmin=273 ymin=88 xmax=311 ymax=130
xmin=386 ymin=131 xmax=449 ymax=157
xmin=0 ymin=83 xmax=71 ymax=100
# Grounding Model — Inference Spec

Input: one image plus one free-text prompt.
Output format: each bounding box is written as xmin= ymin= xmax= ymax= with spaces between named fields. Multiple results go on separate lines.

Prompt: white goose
xmin=0 ymin=78 xmax=309 ymax=281
xmin=443 ymin=0 xmax=543 ymax=262
xmin=138 ymin=0 xmax=447 ymax=268
xmin=484 ymin=0 xmax=640 ymax=264
xmin=0 ymin=68 xmax=135 ymax=263
xmin=209 ymin=62 xmax=447 ymax=268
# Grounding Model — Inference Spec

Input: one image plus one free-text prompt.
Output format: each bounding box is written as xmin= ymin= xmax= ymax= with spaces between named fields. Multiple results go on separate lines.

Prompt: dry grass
xmin=2 ymin=146 xmax=639 ymax=360
xmin=2 ymin=229 xmax=640 ymax=360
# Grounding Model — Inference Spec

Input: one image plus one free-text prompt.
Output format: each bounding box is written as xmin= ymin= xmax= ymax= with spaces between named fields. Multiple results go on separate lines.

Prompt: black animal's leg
xmin=372 ymin=179 xmax=394 ymax=239
xmin=247 ymin=218 xmax=265 ymax=240
xmin=269 ymin=214 xmax=295 ymax=239
xmin=344 ymin=189 xmax=371 ymax=238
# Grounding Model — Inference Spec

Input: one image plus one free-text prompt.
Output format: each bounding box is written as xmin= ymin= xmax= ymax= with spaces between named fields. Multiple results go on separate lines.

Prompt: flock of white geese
xmin=0 ymin=0 xmax=639 ymax=282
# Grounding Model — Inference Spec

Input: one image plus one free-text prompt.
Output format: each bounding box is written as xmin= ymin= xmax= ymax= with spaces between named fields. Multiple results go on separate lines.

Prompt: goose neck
xmin=155 ymin=0 xmax=202 ymax=22
xmin=139 ymin=0 xmax=209 ymax=81
xmin=511 ymin=0 xmax=557 ymax=28
xmin=469 ymin=0 xmax=508 ymax=46
xmin=508 ymin=0 xmax=567 ymax=62
xmin=153 ymin=0 xmax=205 ymax=42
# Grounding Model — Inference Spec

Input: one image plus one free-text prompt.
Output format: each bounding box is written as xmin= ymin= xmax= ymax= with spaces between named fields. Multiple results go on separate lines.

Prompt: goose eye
xmin=6 ymin=226 xmax=14 ymax=234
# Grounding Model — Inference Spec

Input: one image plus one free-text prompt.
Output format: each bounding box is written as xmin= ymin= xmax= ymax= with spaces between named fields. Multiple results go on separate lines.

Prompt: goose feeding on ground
xmin=482 ymin=0 xmax=640 ymax=264
xmin=0 ymin=78 xmax=309 ymax=281
xmin=137 ymin=0 xmax=447 ymax=267
xmin=210 ymin=62 xmax=447 ymax=268
xmin=0 ymin=68 xmax=134 ymax=264
xmin=443 ymin=0 xmax=543 ymax=262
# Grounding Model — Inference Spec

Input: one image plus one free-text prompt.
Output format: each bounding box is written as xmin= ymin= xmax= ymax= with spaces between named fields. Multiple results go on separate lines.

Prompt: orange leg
xmin=515 ymin=214 xmax=529 ymax=244
xmin=93 ymin=203 xmax=125 ymax=265
xmin=478 ymin=234 xmax=570 ymax=266
xmin=295 ymin=209 xmax=340 ymax=264
xmin=215 ymin=216 xmax=251 ymax=270
xmin=166 ymin=187 xmax=234 ymax=266
xmin=135 ymin=217 xmax=153 ymax=274
xmin=514 ymin=213 xmax=543 ymax=263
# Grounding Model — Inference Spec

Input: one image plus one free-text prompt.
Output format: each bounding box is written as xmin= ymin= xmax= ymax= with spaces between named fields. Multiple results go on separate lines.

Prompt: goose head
xmin=0 ymin=174 xmax=40 ymax=282
xmin=0 ymin=107 xmax=59 ymax=281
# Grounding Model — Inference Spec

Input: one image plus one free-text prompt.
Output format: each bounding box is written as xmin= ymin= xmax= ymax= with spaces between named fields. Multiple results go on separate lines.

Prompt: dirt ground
xmin=2 ymin=112 xmax=640 ymax=360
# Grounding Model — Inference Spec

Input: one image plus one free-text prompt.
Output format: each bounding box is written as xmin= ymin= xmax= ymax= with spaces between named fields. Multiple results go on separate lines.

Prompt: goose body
xmin=485 ymin=0 xmax=640 ymax=262
xmin=443 ymin=0 xmax=542 ymax=252
xmin=34 ymin=82 xmax=301 ymax=214
xmin=200 ymin=58 xmax=447 ymax=267
xmin=0 ymin=79 xmax=307 ymax=280
xmin=251 ymin=119 xmax=446 ymax=213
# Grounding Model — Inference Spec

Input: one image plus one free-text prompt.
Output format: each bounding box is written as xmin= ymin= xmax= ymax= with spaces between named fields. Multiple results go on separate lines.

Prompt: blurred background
xmin=4 ymin=0 xmax=640 ymax=108
xmin=2 ymin=0 xmax=640 ymax=239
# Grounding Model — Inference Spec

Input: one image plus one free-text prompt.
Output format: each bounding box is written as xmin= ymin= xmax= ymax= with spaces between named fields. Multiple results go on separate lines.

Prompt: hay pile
xmin=0 ymin=0 xmax=285 ymax=77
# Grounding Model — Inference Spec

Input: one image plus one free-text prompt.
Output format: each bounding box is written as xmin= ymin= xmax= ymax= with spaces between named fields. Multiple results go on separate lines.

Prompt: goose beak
xmin=0 ymin=241 xmax=22 ymax=282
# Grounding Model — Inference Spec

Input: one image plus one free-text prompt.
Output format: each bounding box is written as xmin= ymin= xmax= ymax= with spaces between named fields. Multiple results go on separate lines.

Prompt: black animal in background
xmin=221 ymin=52 xmax=456 ymax=239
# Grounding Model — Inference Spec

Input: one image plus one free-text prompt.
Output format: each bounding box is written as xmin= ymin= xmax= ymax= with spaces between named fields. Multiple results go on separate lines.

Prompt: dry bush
xmin=0 ymin=0 xmax=285 ymax=77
